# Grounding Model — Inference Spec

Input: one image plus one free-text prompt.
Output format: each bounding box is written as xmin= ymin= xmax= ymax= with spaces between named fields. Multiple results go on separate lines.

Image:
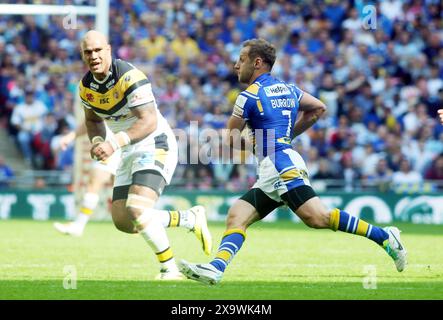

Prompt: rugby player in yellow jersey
xmin=78 ymin=30 xmax=212 ymax=280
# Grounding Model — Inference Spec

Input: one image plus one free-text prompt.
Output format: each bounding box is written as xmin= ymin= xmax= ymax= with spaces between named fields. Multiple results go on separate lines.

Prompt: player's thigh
xmin=239 ymin=188 xmax=283 ymax=220
xmin=128 ymin=183 xmax=159 ymax=203
xmin=282 ymin=187 xmax=329 ymax=228
xmin=295 ymin=196 xmax=330 ymax=228
xmin=228 ymin=188 xmax=283 ymax=229
xmin=130 ymin=169 xmax=166 ymax=200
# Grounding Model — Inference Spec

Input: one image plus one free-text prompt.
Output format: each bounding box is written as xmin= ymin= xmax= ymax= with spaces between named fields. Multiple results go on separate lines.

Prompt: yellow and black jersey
xmin=79 ymin=59 xmax=156 ymax=132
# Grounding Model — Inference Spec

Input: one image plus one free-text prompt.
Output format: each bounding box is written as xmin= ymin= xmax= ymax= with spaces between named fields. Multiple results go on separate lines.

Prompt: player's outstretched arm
xmin=59 ymin=122 xmax=88 ymax=151
xmin=293 ymin=91 xmax=326 ymax=137
xmin=438 ymin=109 xmax=443 ymax=125
xmin=59 ymin=130 xmax=76 ymax=151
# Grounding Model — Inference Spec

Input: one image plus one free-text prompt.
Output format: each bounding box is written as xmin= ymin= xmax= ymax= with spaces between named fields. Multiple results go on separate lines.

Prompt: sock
xmin=74 ymin=192 xmax=99 ymax=227
xmin=329 ymin=208 xmax=389 ymax=246
xmin=135 ymin=211 xmax=178 ymax=272
xmin=210 ymin=229 xmax=246 ymax=272
xmin=158 ymin=210 xmax=195 ymax=230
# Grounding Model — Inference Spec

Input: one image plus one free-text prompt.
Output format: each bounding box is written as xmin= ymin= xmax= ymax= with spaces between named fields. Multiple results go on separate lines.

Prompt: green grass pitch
xmin=0 ymin=219 xmax=442 ymax=300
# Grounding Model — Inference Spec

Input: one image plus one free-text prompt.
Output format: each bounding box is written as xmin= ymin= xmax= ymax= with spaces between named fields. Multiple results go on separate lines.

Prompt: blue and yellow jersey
xmin=232 ymin=73 xmax=304 ymax=159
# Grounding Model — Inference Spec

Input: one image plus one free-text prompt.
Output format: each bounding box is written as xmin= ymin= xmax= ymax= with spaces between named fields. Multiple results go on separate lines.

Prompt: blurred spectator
xmin=50 ymin=119 xmax=74 ymax=171
xmin=318 ymin=73 xmax=339 ymax=118
xmin=183 ymin=167 xmax=197 ymax=190
xmin=380 ymin=0 xmax=403 ymax=21
xmin=33 ymin=177 xmax=47 ymax=190
xmin=225 ymin=30 xmax=243 ymax=62
xmin=363 ymin=158 xmax=393 ymax=192
xmin=425 ymin=154 xmax=443 ymax=181
xmin=338 ymin=151 xmax=362 ymax=192
xmin=234 ymin=6 xmax=257 ymax=41
xmin=391 ymin=158 xmax=423 ymax=191
xmin=170 ymin=28 xmax=200 ymax=64
xmin=196 ymin=166 xmax=213 ymax=191
xmin=211 ymin=144 xmax=235 ymax=189
xmin=312 ymin=159 xmax=338 ymax=180
xmin=329 ymin=115 xmax=351 ymax=150
xmin=139 ymin=24 xmax=167 ymax=61
xmin=21 ymin=16 xmax=49 ymax=55
xmin=360 ymin=143 xmax=382 ymax=177
xmin=33 ymin=114 xmax=57 ymax=169
xmin=306 ymin=148 xmax=320 ymax=177
xmin=1 ymin=1 xmax=442 ymax=191
xmin=0 ymin=155 xmax=14 ymax=188
xmin=10 ymin=88 xmax=48 ymax=167
xmin=117 ymin=31 xmax=135 ymax=60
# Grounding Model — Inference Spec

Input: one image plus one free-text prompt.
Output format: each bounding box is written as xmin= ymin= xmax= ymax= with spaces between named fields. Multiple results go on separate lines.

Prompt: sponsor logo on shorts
xmin=273 ymin=181 xmax=283 ymax=190
xmin=137 ymin=154 xmax=154 ymax=165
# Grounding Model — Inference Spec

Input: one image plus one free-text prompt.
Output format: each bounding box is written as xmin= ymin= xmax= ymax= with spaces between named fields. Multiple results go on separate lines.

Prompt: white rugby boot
xmin=179 ymin=260 xmax=223 ymax=285
xmin=53 ymin=222 xmax=84 ymax=237
xmin=383 ymin=226 xmax=407 ymax=272
xmin=155 ymin=268 xmax=185 ymax=281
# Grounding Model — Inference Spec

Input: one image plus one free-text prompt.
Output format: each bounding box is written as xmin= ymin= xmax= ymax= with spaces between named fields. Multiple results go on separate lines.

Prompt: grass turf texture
xmin=0 ymin=219 xmax=442 ymax=300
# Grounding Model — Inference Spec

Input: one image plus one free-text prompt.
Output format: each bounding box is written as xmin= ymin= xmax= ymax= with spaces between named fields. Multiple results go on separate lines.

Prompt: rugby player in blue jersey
xmin=180 ymin=39 xmax=407 ymax=285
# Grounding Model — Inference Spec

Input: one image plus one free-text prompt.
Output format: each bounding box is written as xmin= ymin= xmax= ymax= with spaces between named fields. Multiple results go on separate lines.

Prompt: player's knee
xmin=302 ymin=215 xmax=322 ymax=229
xmin=114 ymin=222 xmax=136 ymax=233
xmin=112 ymin=216 xmax=137 ymax=233
xmin=125 ymin=193 xmax=153 ymax=221
xmin=126 ymin=206 xmax=143 ymax=221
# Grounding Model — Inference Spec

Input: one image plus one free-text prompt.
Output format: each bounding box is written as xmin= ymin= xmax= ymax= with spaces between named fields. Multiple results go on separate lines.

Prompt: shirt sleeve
xmin=127 ymin=83 xmax=156 ymax=108
xmin=78 ymin=82 xmax=91 ymax=109
xmin=81 ymin=101 xmax=90 ymax=109
xmin=232 ymin=92 xmax=256 ymax=120
xmin=289 ymin=84 xmax=304 ymax=101
xmin=10 ymin=106 xmax=22 ymax=126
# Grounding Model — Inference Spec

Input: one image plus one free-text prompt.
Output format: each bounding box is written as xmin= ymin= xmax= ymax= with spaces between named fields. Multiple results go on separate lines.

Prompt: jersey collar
xmin=254 ymin=72 xmax=271 ymax=84
xmin=92 ymin=62 xmax=113 ymax=84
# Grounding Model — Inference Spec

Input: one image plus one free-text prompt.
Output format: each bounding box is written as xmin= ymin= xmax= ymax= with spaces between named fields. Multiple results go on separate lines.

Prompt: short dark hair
xmin=242 ymin=38 xmax=276 ymax=70
xmin=24 ymin=85 xmax=34 ymax=95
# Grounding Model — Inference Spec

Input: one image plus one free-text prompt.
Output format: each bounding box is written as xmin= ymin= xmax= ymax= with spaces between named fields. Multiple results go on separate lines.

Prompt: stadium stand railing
xmin=3 ymin=171 xmax=443 ymax=193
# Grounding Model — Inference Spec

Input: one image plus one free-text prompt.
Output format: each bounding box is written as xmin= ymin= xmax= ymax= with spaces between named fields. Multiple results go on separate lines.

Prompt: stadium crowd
xmin=0 ymin=0 xmax=442 ymax=191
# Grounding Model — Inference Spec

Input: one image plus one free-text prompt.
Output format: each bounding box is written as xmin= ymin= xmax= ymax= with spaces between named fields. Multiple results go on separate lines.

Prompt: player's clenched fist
xmin=438 ymin=109 xmax=443 ymax=125
xmin=90 ymin=136 xmax=114 ymax=161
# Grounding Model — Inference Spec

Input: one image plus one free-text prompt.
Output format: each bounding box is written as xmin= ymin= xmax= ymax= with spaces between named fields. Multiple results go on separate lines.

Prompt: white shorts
xmin=113 ymin=127 xmax=178 ymax=188
xmin=252 ymin=149 xmax=311 ymax=202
